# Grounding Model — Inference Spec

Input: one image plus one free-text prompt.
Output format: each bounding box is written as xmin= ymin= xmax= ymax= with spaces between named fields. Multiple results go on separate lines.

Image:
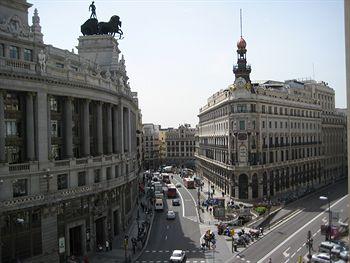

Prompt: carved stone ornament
xmin=0 ymin=15 xmax=30 ymax=37
xmin=38 ymin=50 xmax=47 ymax=73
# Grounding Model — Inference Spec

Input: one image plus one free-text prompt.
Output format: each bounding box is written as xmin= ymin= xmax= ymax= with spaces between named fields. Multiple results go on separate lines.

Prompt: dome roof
xmin=237 ymin=37 xmax=246 ymax=49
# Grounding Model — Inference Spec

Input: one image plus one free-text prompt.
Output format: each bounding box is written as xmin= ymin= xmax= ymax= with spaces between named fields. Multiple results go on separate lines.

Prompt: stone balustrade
xmin=0 ymin=170 xmax=139 ymax=212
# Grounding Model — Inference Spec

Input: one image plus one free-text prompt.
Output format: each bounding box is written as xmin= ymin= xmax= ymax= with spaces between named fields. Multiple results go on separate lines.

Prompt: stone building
xmin=0 ymin=1 xmax=141 ymax=262
xmin=164 ymin=124 xmax=196 ymax=169
xmin=142 ymin=123 xmax=160 ymax=170
xmin=196 ymin=34 xmax=347 ymax=201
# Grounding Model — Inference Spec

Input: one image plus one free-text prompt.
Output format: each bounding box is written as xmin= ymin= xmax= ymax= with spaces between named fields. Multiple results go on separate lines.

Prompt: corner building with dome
xmin=0 ymin=0 xmax=143 ymax=262
xmin=196 ymin=34 xmax=347 ymax=201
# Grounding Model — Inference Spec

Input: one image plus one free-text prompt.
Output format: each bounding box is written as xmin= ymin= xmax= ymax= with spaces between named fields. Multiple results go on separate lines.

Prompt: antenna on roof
xmin=240 ymin=9 xmax=243 ymax=37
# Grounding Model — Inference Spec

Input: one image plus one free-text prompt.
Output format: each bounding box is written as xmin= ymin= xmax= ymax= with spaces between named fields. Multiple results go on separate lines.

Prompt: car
xmin=169 ymin=250 xmax=186 ymax=262
xmin=172 ymin=198 xmax=180 ymax=206
xmin=176 ymin=183 xmax=182 ymax=188
xmin=167 ymin=210 xmax=176 ymax=220
xmin=311 ymin=253 xmax=346 ymax=263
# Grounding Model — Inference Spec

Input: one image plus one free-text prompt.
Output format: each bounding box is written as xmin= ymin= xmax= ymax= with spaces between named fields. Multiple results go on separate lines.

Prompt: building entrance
xmin=113 ymin=210 xmax=119 ymax=236
xmin=95 ymin=217 xmax=105 ymax=248
xmin=238 ymin=174 xmax=248 ymax=199
xmin=69 ymin=225 xmax=82 ymax=256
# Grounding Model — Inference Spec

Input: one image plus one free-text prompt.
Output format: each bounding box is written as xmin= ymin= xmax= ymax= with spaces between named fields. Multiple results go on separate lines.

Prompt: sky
xmin=29 ymin=0 xmax=346 ymax=128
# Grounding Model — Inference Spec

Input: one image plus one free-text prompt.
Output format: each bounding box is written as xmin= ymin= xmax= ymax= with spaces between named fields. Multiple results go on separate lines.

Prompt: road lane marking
xmin=313 ymin=232 xmax=317 ymax=237
xmin=165 ymin=250 xmax=169 ymax=252
xmin=174 ymin=177 xmax=200 ymax=222
xmin=152 ymin=250 xmax=156 ymax=253
xmin=166 ymin=225 xmax=169 ymax=229
xmin=322 ymin=216 xmax=327 ymax=223
xmin=302 ymin=243 xmax=306 ymax=246
xmin=176 ymin=185 xmax=186 ymax=217
xmin=291 ymin=252 xmax=296 ymax=258
xmin=297 ymin=247 xmax=302 ymax=252
xmin=283 ymin=247 xmax=290 ymax=257
xmin=341 ymin=209 xmax=344 ymax=213
xmin=284 ymin=260 xmax=290 ymax=263
xmin=256 ymin=194 xmax=348 ymax=263
xmin=159 ymin=250 xmax=162 ymax=253
xmin=165 ymin=235 xmax=167 ymax=240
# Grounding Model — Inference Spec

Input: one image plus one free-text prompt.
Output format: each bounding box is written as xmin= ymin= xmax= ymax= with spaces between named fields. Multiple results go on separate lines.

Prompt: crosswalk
xmin=136 ymin=261 xmax=206 ymax=263
xmin=144 ymin=250 xmax=203 ymax=253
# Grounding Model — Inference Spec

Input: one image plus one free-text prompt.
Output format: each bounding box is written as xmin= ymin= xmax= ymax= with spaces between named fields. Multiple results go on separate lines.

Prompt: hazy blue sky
xmin=29 ymin=0 xmax=346 ymax=128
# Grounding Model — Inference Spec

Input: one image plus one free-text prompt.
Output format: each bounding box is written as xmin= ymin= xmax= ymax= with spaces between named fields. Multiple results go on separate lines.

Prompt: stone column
xmin=113 ymin=105 xmax=118 ymax=153
xmin=64 ymin=97 xmax=73 ymax=159
xmin=26 ymin=92 xmax=35 ymax=161
xmin=47 ymin=95 xmax=52 ymax=160
xmin=128 ymin=108 xmax=132 ymax=154
xmin=82 ymin=99 xmax=90 ymax=156
xmin=0 ymin=91 xmax=5 ymax=162
xmin=119 ymin=104 xmax=124 ymax=154
xmin=36 ymin=91 xmax=48 ymax=162
xmin=96 ymin=102 xmax=103 ymax=155
xmin=107 ymin=104 xmax=113 ymax=154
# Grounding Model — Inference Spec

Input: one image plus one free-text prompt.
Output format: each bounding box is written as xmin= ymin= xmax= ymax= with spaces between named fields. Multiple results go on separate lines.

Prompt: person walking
xmin=105 ymin=240 xmax=109 ymax=252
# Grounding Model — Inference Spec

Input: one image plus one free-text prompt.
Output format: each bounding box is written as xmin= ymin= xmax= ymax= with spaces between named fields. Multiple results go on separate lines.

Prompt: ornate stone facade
xmin=0 ymin=1 xmax=142 ymax=262
xmin=196 ymin=35 xmax=347 ymax=201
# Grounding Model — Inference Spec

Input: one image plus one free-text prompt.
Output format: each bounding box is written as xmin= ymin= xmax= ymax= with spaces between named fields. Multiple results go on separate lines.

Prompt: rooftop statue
xmin=81 ymin=2 xmax=124 ymax=39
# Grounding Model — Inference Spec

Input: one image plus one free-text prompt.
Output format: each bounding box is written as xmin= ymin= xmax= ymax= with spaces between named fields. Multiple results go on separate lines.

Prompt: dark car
xmin=172 ymin=199 xmax=180 ymax=206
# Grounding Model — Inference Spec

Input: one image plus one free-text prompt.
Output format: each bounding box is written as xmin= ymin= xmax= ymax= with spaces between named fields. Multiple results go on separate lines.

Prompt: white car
xmin=311 ymin=253 xmax=346 ymax=263
xmin=169 ymin=250 xmax=186 ymax=262
xmin=167 ymin=210 xmax=176 ymax=220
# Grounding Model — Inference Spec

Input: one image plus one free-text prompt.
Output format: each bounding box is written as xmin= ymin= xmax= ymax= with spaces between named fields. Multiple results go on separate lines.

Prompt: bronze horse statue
xmin=81 ymin=15 xmax=123 ymax=39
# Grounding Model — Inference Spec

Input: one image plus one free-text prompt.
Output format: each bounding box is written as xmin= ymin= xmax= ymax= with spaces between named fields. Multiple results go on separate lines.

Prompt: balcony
xmin=0 ymin=57 xmax=36 ymax=73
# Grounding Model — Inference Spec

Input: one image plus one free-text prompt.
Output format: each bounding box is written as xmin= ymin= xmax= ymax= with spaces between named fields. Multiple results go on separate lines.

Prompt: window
xmin=250 ymin=104 xmax=256 ymax=112
xmin=239 ymin=120 xmax=245 ymax=130
xmin=5 ymin=120 xmax=17 ymax=136
xmin=78 ymin=171 xmax=86 ymax=186
xmin=51 ymin=145 xmax=60 ymax=160
xmin=269 ymin=121 xmax=272 ymax=129
xmin=262 ymin=105 xmax=266 ymax=113
xmin=56 ymin=62 xmax=64 ymax=68
xmin=9 ymin=46 xmax=19 ymax=59
xmin=50 ymin=97 xmax=58 ymax=111
xmin=24 ymin=49 xmax=33 ymax=61
xmin=13 ymin=179 xmax=28 ymax=197
xmin=51 ymin=120 xmax=58 ymax=137
xmin=94 ymin=169 xmax=101 ymax=183
xmin=106 ymin=167 xmax=111 ymax=180
xmin=237 ymin=104 xmax=247 ymax=113
xmin=275 ymin=121 xmax=277 ymax=129
xmin=0 ymin=43 xmax=4 ymax=57
xmin=5 ymin=145 xmax=20 ymax=163
xmin=262 ymin=121 xmax=265 ymax=128
xmin=57 ymin=174 xmax=68 ymax=190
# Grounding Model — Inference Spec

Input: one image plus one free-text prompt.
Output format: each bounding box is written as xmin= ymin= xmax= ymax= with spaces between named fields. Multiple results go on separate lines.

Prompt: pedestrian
xmin=105 ymin=240 xmax=109 ymax=252
xmin=206 ymin=205 xmax=209 ymax=212
xmin=209 ymin=207 xmax=212 ymax=214
xmin=268 ymin=258 xmax=272 ymax=263
xmin=109 ymin=239 xmax=113 ymax=250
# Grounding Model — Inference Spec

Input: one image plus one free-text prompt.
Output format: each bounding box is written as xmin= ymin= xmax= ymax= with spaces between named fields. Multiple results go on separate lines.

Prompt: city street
xmin=228 ymin=180 xmax=348 ymax=263
xmin=136 ymin=174 xmax=206 ymax=262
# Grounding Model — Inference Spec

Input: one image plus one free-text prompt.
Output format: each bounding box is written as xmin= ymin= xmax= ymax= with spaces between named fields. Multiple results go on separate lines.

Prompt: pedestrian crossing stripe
xmin=144 ymin=250 xmax=203 ymax=253
xmin=136 ymin=261 xmax=206 ymax=263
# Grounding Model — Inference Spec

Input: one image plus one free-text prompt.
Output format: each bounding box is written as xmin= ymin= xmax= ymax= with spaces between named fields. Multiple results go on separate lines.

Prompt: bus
xmin=167 ymin=184 xmax=177 ymax=198
xmin=183 ymin=178 xmax=195 ymax=189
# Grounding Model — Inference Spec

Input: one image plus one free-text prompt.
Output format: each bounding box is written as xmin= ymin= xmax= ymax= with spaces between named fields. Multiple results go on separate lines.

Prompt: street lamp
xmin=319 ymin=196 xmax=332 ymax=241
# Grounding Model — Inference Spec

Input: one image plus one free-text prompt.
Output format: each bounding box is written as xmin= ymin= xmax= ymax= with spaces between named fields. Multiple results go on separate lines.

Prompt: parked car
xmin=170 ymin=250 xmax=186 ymax=262
xmin=311 ymin=253 xmax=346 ymax=263
xmin=167 ymin=210 xmax=176 ymax=220
xmin=172 ymin=198 xmax=180 ymax=206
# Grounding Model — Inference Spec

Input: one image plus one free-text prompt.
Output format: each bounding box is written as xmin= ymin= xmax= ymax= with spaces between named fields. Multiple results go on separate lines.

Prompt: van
xmin=155 ymin=198 xmax=163 ymax=211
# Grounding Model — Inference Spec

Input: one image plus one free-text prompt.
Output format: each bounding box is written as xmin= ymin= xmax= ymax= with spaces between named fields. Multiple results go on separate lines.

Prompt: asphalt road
xmin=136 ymin=175 xmax=206 ymax=263
xmin=228 ymin=180 xmax=348 ymax=263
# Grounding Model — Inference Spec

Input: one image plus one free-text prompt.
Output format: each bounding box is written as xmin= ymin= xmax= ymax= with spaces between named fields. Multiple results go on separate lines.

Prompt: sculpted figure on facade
xmin=38 ymin=50 xmax=47 ymax=73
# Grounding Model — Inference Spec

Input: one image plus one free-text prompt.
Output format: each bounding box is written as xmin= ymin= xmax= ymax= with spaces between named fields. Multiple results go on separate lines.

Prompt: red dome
xmin=237 ymin=37 xmax=246 ymax=49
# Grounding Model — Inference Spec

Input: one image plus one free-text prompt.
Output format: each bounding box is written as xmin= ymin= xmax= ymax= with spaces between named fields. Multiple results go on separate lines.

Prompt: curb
xmin=132 ymin=210 xmax=155 ymax=262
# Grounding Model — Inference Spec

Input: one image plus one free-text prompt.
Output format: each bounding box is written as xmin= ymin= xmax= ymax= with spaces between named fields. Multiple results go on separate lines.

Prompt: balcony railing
xmin=9 ymin=163 xmax=30 ymax=172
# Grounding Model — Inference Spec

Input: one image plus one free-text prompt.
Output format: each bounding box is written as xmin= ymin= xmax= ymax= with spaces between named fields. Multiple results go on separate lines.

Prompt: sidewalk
xmin=90 ymin=193 xmax=155 ymax=263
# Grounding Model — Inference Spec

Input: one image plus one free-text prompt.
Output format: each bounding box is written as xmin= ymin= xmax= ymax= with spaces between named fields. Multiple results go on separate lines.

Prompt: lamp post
xmin=319 ymin=196 xmax=332 ymax=241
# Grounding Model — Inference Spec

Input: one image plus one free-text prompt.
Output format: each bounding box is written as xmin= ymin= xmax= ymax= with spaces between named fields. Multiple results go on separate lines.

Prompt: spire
xmin=233 ymin=9 xmax=252 ymax=89
xmin=31 ymin=8 xmax=43 ymax=43
xmin=240 ymin=8 xmax=242 ymax=38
